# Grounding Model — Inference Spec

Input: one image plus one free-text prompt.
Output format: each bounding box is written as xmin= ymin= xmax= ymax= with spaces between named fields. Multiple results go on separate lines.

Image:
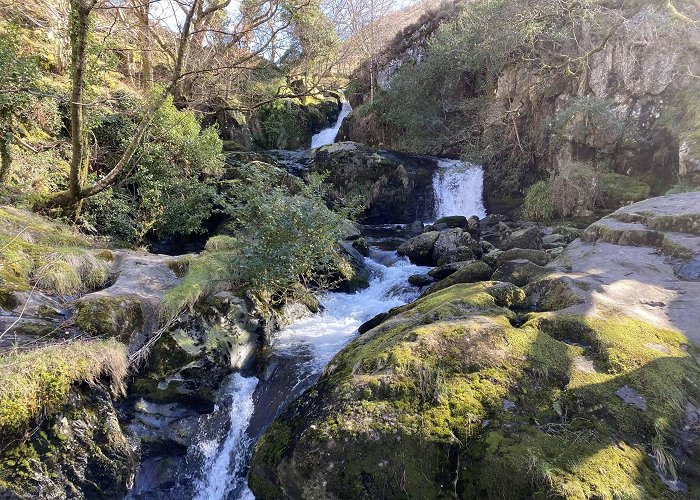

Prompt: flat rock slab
xmin=550 ymin=192 xmax=700 ymax=347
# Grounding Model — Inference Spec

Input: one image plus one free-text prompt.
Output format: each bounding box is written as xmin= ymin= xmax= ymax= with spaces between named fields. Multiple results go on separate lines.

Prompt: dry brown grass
xmin=0 ymin=339 xmax=128 ymax=438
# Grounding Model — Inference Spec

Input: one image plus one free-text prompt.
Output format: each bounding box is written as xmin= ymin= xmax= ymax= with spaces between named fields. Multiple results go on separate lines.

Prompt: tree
xmin=50 ymin=0 xmax=309 ymax=211
xmin=0 ymin=26 xmax=39 ymax=185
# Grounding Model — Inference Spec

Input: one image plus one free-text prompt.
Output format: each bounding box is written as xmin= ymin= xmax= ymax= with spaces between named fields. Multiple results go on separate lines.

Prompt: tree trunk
xmin=134 ymin=0 xmax=153 ymax=88
xmin=0 ymin=113 xmax=12 ymax=185
xmin=67 ymin=0 xmax=92 ymax=211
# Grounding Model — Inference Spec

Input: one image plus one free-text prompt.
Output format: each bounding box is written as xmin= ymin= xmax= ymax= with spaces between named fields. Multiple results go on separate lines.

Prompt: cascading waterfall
xmin=192 ymin=245 xmax=428 ymax=500
xmin=310 ymin=101 xmax=352 ymax=149
xmin=432 ymin=159 xmax=487 ymax=220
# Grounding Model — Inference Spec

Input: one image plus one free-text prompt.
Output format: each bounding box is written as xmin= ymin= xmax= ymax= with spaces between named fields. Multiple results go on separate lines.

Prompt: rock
xmin=491 ymin=259 xmax=548 ymax=286
xmin=542 ymin=233 xmax=567 ymax=249
xmin=339 ymin=219 xmax=362 ymax=240
xmin=465 ymin=215 xmax=482 ymax=238
xmin=334 ymin=242 xmax=371 ymax=292
xmin=423 ymin=261 xmax=492 ymax=295
xmin=483 ymin=281 xmax=526 ymax=307
xmin=406 ymin=220 xmax=424 ymax=236
xmin=615 ymin=386 xmax=647 ymax=410
xmin=73 ymin=251 xmax=182 ymax=350
xmin=0 ymin=383 xmax=137 ymax=499
xmin=482 ymin=214 xmax=509 ymax=227
xmin=432 ymin=229 xmax=482 ymax=265
xmin=312 ymin=142 xmax=438 ymax=223
xmin=408 ymin=274 xmax=434 ymax=287
xmin=352 ymin=237 xmax=370 ymax=257
xmin=428 ymin=261 xmax=474 ymax=280
xmin=431 ymin=215 xmax=467 ymax=231
xmin=481 ymin=249 xmax=504 ymax=268
xmin=496 ymin=248 xmax=551 ymax=267
xmin=480 ymin=240 xmax=495 ymax=253
xmin=551 ymin=225 xmax=582 ymax=242
xmin=500 ymin=226 xmax=542 ymax=250
xmin=397 ymin=231 xmax=440 ymax=265
xmin=524 ymin=276 xmax=585 ymax=311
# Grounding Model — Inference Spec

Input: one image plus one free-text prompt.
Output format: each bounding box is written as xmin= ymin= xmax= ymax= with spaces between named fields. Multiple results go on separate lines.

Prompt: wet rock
xmin=423 ymin=261 xmax=492 ymax=295
xmin=352 ymin=237 xmax=370 ymax=257
xmin=408 ymin=274 xmax=434 ymax=287
xmin=551 ymin=225 xmax=582 ymax=242
xmin=492 ymin=259 xmax=548 ymax=287
xmin=428 ymin=261 xmax=475 ymax=280
xmin=432 ymin=215 xmax=467 ymax=231
xmin=397 ymin=231 xmax=440 ymax=265
xmin=406 ymin=220 xmax=424 ymax=236
xmin=497 ymin=248 xmax=551 ymax=267
xmin=500 ymin=226 xmax=542 ymax=250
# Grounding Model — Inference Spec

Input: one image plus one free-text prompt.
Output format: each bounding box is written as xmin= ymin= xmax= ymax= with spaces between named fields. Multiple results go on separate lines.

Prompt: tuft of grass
xmin=523 ymin=181 xmax=555 ymax=222
xmin=0 ymin=340 xmax=128 ymax=437
xmin=0 ymin=206 xmax=110 ymax=297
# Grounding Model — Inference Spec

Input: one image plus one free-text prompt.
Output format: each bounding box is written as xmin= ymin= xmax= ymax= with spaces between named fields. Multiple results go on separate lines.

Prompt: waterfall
xmin=432 ymin=159 xmax=487 ymax=220
xmin=192 ymin=234 xmax=429 ymax=500
xmin=310 ymin=101 xmax=352 ymax=149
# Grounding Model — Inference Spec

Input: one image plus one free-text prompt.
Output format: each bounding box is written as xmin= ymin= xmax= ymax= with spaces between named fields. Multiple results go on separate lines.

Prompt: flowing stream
xmin=139 ymin=111 xmax=487 ymax=500
xmin=192 ymin=240 xmax=430 ymax=499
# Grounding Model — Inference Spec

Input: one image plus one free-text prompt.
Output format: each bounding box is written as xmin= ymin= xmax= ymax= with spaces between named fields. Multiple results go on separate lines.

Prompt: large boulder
xmin=312 ymin=142 xmax=438 ymax=223
xmin=397 ymin=231 xmax=440 ymax=265
xmin=432 ymin=228 xmax=482 ymax=265
xmin=423 ymin=261 xmax=492 ymax=295
xmin=496 ymin=248 xmax=551 ymax=267
xmin=491 ymin=259 xmax=548 ymax=286
xmin=500 ymin=226 xmax=542 ymax=250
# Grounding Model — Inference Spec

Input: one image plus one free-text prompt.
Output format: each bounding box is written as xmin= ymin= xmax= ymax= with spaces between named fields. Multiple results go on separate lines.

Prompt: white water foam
xmin=198 ymin=250 xmax=428 ymax=499
xmin=432 ymin=159 xmax=487 ymax=220
xmin=310 ymin=101 xmax=353 ymax=149
xmin=193 ymin=373 xmax=259 ymax=500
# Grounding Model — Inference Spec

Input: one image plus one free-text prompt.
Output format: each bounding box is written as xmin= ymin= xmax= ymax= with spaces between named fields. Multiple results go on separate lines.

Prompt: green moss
xmin=251 ymin=285 xmax=700 ymax=498
xmin=601 ymin=173 xmax=651 ymax=208
xmin=74 ymin=295 xmax=144 ymax=340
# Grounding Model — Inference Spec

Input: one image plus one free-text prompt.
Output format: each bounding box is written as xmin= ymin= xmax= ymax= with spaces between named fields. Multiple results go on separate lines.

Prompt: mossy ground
xmin=251 ymin=282 xmax=700 ymax=499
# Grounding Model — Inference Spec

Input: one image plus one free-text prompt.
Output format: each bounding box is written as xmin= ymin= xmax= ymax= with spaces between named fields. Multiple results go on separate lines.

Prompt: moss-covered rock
xmin=74 ymin=295 xmax=144 ymax=342
xmin=492 ymin=259 xmax=549 ymax=287
xmin=601 ymin=172 xmax=651 ymax=209
xmin=423 ymin=261 xmax=492 ymax=295
xmin=500 ymin=226 xmax=542 ymax=250
xmin=496 ymin=248 xmax=551 ymax=267
xmin=249 ymin=283 xmax=700 ymax=499
xmin=397 ymin=231 xmax=440 ymax=265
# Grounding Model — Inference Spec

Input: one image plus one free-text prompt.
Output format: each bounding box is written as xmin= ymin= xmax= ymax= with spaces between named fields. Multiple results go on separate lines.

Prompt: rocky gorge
xmin=0 ymin=0 xmax=699 ymax=499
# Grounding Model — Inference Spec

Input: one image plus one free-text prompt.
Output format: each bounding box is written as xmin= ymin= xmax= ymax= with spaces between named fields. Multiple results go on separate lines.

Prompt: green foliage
xmin=161 ymin=162 xmax=353 ymax=320
xmin=82 ymin=95 xmax=224 ymax=242
xmin=523 ymin=181 xmax=555 ymax=222
xmin=0 ymin=25 xmax=39 ymax=115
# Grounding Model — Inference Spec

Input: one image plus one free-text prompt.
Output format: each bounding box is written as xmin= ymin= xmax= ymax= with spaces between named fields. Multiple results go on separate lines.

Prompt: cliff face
xmin=342 ymin=0 xmax=700 ymax=206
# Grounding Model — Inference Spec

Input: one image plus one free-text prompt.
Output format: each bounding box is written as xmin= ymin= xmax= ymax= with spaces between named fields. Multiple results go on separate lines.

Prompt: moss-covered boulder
xmin=601 ymin=172 xmax=651 ymax=209
xmin=500 ymin=226 xmax=542 ymax=250
xmin=74 ymin=295 xmax=144 ymax=342
xmin=312 ymin=142 xmax=438 ymax=223
xmin=249 ymin=283 xmax=700 ymax=499
xmin=423 ymin=261 xmax=492 ymax=295
xmin=496 ymin=248 xmax=551 ymax=267
xmin=492 ymin=259 xmax=549 ymax=287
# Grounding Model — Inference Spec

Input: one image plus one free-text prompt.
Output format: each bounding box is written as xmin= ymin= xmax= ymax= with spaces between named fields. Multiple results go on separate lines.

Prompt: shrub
xmin=82 ymin=95 xmax=224 ymax=243
xmin=523 ymin=181 xmax=555 ymax=222
xmin=551 ymin=162 xmax=602 ymax=218
xmin=161 ymin=162 xmax=354 ymax=320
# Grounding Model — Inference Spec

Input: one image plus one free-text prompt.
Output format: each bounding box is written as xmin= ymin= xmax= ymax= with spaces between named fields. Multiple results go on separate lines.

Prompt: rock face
xmin=249 ymin=193 xmax=700 ymax=499
xmin=0 ymin=384 xmax=137 ymax=499
xmin=73 ymin=251 xmax=183 ymax=351
xmin=343 ymin=0 xmax=700 ymax=205
xmin=312 ymin=142 xmax=438 ymax=223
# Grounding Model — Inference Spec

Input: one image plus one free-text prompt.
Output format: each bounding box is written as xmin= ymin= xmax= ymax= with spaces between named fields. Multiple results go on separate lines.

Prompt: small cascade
xmin=432 ymin=159 xmax=487 ymax=220
xmin=190 ymin=230 xmax=429 ymax=499
xmin=310 ymin=101 xmax=353 ymax=149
